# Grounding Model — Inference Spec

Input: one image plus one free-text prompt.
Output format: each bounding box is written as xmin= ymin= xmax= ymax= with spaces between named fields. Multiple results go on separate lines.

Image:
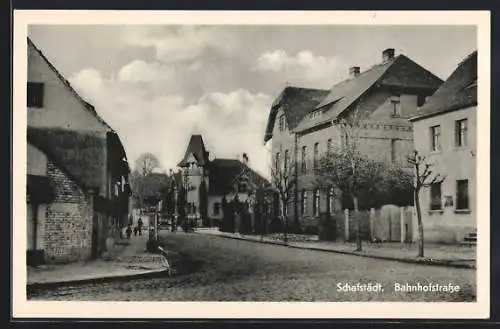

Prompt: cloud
xmin=256 ymin=49 xmax=344 ymax=88
xmin=69 ymin=68 xmax=104 ymax=96
xmin=117 ymin=60 xmax=175 ymax=83
xmin=69 ymin=68 xmax=272 ymax=179
xmin=123 ymin=26 xmax=237 ymax=63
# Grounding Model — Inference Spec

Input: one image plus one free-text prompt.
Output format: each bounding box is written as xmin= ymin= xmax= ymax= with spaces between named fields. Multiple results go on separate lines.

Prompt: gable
xmin=263 ymin=86 xmax=329 ymax=143
xmin=411 ymin=51 xmax=477 ymax=121
xmin=178 ymin=134 xmax=209 ymax=167
xmin=27 ymin=38 xmax=110 ymax=132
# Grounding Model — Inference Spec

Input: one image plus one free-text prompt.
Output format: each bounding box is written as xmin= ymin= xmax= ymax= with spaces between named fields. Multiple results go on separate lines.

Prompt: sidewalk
xmin=196 ymin=228 xmax=476 ymax=269
xmin=27 ymin=233 xmax=170 ymax=288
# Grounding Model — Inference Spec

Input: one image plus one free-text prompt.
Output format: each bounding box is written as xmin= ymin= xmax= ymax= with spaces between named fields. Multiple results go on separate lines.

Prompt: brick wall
xmin=44 ymin=161 xmax=93 ymax=263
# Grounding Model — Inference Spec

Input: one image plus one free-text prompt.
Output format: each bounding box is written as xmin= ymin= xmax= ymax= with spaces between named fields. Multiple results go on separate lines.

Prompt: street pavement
xmin=28 ymin=231 xmax=476 ymax=301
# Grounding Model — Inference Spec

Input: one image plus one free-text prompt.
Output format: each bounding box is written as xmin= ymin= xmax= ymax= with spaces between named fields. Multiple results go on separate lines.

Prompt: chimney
xmin=349 ymin=66 xmax=360 ymax=78
xmin=382 ymin=48 xmax=395 ymax=62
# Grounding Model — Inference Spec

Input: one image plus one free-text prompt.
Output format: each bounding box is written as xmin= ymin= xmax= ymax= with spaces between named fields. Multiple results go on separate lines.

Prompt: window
xmin=310 ymin=111 xmax=321 ymax=119
xmin=430 ymin=182 xmax=442 ymax=210
xmin=275 ymin=152 xmax=280 ymax=171
xmin=279 ymin=114 xmax=286 ymax=131
xmin=313 ymin=143 xmax=319 ymax=169
xmin=391 ymin=139 xmax=397 ymax=163
xmin=430 ymin=125 xmax=441 ymax=152
xmin=313 ymin=189 xmax=320 ymax=216
xmin=390 ymin=99 xmax=401 ymax=117
xmin=456 ymin=180 xmax=469 ymax=210
xmin=328 ymin=187 xmax=334 ymax=214
xmin=327 ymin=139 xmax=332 ymax=154
xmin=341 ymin=132 xmax=349 ymax=149
xmin=238 ymin=182 xmax=247 ymax=193
xmin=455 ymin=119 xmax=468 ymax=147
xmin=301 ymin=146 xmax=307 ymax=172
xmin=301 ymin=190 xmax=307 ymax=215
xmin=213 ymin=202 xmax=221 ymax=215
xmin=284 ymin=149 xmax=289 ymax=172
xmin=417 ymin=95 xmax=426 ymax=107
xmin=27 ymin=82 xmax=44 ymax=108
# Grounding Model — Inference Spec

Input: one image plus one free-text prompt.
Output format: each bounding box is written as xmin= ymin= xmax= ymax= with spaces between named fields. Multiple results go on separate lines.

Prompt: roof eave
xmin=409 ymin=102 xmax=477 ymax=122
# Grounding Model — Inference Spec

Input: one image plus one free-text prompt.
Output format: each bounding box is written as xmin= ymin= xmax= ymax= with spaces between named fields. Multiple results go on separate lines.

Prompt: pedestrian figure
xmin=134 ymin=226 xmax=138 ymax=236
xmin=126 ymin=224 xmax=132 ymax=239
xmin=138 ymin=218 xmax=144 ymax=236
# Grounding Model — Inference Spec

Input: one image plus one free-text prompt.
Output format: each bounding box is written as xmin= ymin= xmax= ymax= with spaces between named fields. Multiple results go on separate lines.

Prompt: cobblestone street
xmin=28 ymin=232 xmax=476 ymax=301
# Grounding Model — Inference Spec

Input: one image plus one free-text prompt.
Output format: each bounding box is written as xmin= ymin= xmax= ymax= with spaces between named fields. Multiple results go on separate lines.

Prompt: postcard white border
xmin=12 ymin=10 xmax=491 ymax=319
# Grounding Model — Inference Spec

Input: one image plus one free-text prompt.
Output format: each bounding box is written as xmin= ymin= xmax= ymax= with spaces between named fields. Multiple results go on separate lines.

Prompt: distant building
xmin=26 ymin=37 xmax=130 ymax=265
xmin=176 ymin=134 xmax=269 ymax=229
xmin=410 ymin=50 xmax=477 ymax=243
xmin=264 ymin=48 xmax=443 ymax=228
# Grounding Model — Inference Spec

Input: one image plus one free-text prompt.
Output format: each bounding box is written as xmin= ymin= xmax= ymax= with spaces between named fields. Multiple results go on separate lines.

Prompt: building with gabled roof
xmin=264 ymin=48 xmax=443 ymax=230
xmin=26 ymin=37 xmax=131 ymax=265
xmin=175 ymin=134 xmax=270 ymax=230
xmin=409 ymin=50 xmax=477 ymax=244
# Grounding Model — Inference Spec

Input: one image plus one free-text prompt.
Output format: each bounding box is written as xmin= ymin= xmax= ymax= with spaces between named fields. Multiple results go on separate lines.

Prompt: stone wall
xmin=44 ymin=161 xmax=93 ymax=263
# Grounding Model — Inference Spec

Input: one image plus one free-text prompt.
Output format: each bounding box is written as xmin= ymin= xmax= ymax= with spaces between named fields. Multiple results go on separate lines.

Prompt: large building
xmin=409 ymin=50 xmax=477 ymax=244
xmin=27 ymin=37 xmax=131 ymax=265
xmin=176 ymin=134 xmax=269 ymax=230
xmin=264 ymin=48 xmax=443 ymax=228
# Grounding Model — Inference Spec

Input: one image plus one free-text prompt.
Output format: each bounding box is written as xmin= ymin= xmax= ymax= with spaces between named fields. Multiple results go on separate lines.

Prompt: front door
xmin=91 ymin=213 xmax=99 ymax=259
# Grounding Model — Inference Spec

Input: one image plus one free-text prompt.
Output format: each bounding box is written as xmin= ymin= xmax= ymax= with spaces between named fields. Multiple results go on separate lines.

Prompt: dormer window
xmin=309 ymin=110 xmax=322 ymax=119
xmin=390 ymin=99 xmax=401 ymax=117
xmin=279 ymin=114 xmax=287 ymax=131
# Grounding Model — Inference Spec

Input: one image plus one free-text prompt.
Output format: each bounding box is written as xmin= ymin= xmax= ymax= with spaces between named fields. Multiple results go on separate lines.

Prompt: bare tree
xmin=407 ymin=150 xmax=445 ymax=257
xmin=135 ymin=152 xmax=161 ymax=176
xmin=325 ymin=106 xmax=370 ymax=251
xmin=130 ymin=152 xmax=164 ymax=209
xmin=270 ymin=156 xmax=297 ymax=244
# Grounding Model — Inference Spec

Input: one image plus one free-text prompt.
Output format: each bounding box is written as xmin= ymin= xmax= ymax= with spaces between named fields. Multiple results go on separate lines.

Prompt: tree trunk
xmin=283 ymin=202 xmax=288 ymax=244
xmin=353 ymin=196 xmax=362 ymax=251
xmin=414 ymin=189 xmax=424 ymax=257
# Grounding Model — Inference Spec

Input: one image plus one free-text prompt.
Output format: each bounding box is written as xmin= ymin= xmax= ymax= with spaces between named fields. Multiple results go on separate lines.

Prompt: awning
xmin=27 ymin=175 xmax=54 ymax=204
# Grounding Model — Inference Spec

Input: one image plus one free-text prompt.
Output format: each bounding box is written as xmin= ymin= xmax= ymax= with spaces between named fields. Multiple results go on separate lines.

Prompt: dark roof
xmin=27 ymin=127 xmax=107 ymax=191
xmin=263 ymin=87 xmax=329 ymax=143
xmin=294 ymin=55 xmax=443 ymax=132
xmin=208 ymin=158 xmax=270 ymax=195
xmin=410 ymin=51 xmax=477 ymax=121
xmin=28 ymin=37 xmax=114 ymax=132
xmin=178 ymin=134 xmax=210 ymax=167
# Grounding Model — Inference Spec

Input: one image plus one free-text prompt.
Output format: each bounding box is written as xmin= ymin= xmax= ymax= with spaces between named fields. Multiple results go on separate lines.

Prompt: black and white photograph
xmin=13 ymin=10 xmax=490 ymax=319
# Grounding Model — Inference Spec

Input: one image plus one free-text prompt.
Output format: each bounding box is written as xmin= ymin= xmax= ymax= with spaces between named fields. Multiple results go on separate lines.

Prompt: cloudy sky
xmin=28 ymin=25 xmax=477 ymax=177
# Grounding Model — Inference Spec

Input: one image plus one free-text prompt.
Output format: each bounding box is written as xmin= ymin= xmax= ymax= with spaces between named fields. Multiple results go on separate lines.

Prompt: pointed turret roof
xmin=177 ymin=134 xmax=210 ymax=167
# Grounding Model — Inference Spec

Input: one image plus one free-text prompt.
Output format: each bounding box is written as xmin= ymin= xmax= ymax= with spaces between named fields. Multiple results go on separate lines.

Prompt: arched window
xmin=313 ymin=189 xmax=320 ymax=216
xmin=313 ymin=142 xmax=319 ymax=169
xmin=301 ymin=190 xmax=307 ymax=215
xmin=284 ymin=149 xmax=289 ymax=172
xmin=301 ymin=146 xmax=307 ymax=172
xmin=279 ymin=114 xmax=287 ymax=131
xmin=327 ymin=187 xmax=334 ymax=214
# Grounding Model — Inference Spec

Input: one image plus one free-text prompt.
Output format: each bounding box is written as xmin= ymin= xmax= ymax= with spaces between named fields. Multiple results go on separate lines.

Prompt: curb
xmin=28 ymin=246 xmax=172 ymax=292
xmin=27 ymin=268 xmax=170 ymax=292
xmin=197 ymin=232 xmax=476 ymax=270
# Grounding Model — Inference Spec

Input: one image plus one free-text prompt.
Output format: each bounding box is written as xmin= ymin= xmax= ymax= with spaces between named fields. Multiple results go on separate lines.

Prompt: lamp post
xmin=172 ymin=183 xmax=178 ymax=232
xmin=183 ymin=168 xmax=190 ymax=229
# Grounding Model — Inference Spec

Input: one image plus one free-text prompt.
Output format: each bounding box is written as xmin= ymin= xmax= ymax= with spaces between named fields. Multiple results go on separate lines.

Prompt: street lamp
xmin=172 ymin=183 xmax=178 ymax=232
